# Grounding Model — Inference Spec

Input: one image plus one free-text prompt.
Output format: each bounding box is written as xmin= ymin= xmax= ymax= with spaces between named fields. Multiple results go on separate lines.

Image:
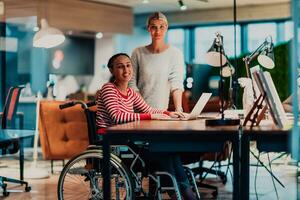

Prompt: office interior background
xmin=0 ymin=0 xmax=300 ymax=199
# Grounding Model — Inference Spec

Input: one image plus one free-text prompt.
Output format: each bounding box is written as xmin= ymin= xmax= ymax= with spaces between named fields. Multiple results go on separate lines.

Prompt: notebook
xmin=157 ymin=93 xmax=212 ymax=121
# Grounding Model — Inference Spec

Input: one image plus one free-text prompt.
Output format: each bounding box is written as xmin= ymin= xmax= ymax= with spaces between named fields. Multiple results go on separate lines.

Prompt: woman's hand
xmin=169 ymin=112 xmax=189 ymax=119
xmin=151 ymin=113 xmax=171 ymax=120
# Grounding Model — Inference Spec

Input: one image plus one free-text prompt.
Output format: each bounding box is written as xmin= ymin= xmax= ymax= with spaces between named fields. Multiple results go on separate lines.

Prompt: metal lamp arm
xmin=248 ymin=40 xmax=269 ymax=61
xmin=243 ymin=39 xmax=269 ymax=78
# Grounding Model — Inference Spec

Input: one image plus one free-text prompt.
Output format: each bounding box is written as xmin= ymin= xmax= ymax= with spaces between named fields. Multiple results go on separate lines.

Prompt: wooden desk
xmin=240 ymin=123 xmax=290 ymax=200
xmin=103 ymin=119 xmax=240 ymax=200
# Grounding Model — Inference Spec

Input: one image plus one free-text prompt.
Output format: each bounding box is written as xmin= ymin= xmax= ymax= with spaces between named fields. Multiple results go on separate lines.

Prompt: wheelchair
xmin=57 ymin=100 xmax=200 ymax=200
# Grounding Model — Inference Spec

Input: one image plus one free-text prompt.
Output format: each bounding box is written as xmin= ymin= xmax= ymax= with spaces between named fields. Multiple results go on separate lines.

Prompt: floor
xmin=0 ymin=148 xmax=299 ymax=200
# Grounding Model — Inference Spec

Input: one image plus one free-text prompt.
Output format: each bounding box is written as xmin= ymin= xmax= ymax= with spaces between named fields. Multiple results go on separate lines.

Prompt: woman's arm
xmin=99 ymin=85 xmax=150 ymax=123
xmin=169 ymin=49 xmax=185 ymax=111
xmin=172 ymin=89 xmax=183 ymax=111
xmin=131 ymin=89 xmax=186 ymax=119
xmin=282 ymin=95 xmax=293 ymax=113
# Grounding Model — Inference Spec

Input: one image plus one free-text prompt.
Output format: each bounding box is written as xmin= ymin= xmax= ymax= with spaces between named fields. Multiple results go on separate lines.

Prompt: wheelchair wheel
xmin=57 ymin=150 xmax=135 ymax=200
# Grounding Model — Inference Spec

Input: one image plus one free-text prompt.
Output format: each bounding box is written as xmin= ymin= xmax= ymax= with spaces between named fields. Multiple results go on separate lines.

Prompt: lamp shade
xmin=257 ymin=44 xmax=275 ymax=69
xmin=205 ymin=39 xmax=227 ymax=67
xmin=33 ymin=19 xmax=65 ymax=48
xmin=221 ymin=63 xmax=235 ymax=77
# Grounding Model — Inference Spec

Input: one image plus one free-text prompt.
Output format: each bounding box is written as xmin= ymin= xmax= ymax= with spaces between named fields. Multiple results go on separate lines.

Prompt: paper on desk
xmin=224 ymin=109 xmax=244 ymax=119
xmin=198 ymin=112 xmax=219 ymax=119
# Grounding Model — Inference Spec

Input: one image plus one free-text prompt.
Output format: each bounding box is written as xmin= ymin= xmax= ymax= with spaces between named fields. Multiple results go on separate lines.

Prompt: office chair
xmin=171 ymin=93 xmax=231 ymax=197
xmin=0 ymin=86 xmax=31 ymax=197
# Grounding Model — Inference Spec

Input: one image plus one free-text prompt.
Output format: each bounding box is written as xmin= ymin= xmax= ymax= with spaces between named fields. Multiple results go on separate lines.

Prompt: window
xmin=247 ymin=23 xmax=277 ymax=52
xmin=167 ymin=28 xmax=187 ymax=79
xmin=167 ymin=29 xmax=185 ymax=53
xmin=194 ymin=25 xmax=241 ymax=64
xmin=284 ymin=20 xmax=293 ymax=41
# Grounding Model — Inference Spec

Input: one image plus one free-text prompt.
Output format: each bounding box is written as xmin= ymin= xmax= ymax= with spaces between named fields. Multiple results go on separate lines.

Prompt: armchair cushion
xmin=39 ymin=100 xmax=89 ymax=160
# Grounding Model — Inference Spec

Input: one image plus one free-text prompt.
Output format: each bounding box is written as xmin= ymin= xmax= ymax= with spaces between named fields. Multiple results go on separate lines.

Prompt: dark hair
xmin=107 ymin=53 xmax=130 ymax=69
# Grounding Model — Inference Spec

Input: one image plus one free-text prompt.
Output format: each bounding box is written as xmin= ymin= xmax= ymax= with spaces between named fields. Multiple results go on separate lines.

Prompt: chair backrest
xmin=1 ymin=86 xmax=24 ymax=129
xmin=38 ymin=100 xmax=89 ymax=160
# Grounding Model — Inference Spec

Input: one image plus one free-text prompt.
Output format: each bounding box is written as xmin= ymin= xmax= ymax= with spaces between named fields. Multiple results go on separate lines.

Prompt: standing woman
xmin=129 ymin=12 xmax=184 ymax=112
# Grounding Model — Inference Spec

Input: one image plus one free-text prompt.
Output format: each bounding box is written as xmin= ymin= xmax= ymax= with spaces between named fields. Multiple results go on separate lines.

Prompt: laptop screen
xmin=190 ymin=93 xmax=212 ymax=118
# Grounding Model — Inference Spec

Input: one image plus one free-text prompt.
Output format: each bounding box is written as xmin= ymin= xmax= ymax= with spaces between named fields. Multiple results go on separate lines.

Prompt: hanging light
xmin=33 ymin=19 xmax=65 ymax=48
xmin=96 ymin=32 xmax=103 ymax=39
xmin=178 ymin=0 xmax=187 ymax=10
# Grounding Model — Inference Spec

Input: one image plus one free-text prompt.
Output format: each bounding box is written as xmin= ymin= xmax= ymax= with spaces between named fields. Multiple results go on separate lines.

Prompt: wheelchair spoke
xmin=57 ymin=151 xmax=134 ymax=200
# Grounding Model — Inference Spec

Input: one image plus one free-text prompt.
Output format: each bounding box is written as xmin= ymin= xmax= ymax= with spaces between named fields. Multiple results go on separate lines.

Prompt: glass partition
xmin=291 ymin=0 xmax=300 ymax=161
xmin=167 ymin=28 xmax=185 ymax=54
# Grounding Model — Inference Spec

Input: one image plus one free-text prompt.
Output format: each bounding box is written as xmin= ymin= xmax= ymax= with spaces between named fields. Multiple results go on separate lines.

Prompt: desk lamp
xmin=243 ymin=36 xmax=275 ymax=99
xmin=205 ymin=32 xmax=240 ymax=126
xmin=243 ymin=36 xmax=275 ymax=78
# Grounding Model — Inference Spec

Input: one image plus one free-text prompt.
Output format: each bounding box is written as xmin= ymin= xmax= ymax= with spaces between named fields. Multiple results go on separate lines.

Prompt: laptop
xmin=157 ymin=93 xmax=212 ymax=121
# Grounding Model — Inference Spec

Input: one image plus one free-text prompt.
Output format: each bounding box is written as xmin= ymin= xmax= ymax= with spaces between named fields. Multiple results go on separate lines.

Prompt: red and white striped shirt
xmin=96 ymin=83 xmax=167 ymax=128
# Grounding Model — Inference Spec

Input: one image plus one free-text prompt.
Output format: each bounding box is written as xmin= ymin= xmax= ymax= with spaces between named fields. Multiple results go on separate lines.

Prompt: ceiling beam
xmin=135 ymin=2 xmax=291 ymax=27
xmin=45 ymin=0 xmax=133 ymax=34
xmin=0 ymin=0 xmax=133 ymax=34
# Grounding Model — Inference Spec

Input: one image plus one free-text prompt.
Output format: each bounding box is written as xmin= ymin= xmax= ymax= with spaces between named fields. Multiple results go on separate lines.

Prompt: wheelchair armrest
xmin=86 ymin=145 xmax=102 ymax=151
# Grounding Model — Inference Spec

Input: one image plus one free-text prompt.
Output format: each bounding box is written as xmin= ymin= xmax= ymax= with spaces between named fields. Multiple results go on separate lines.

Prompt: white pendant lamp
xmin=33 ymin=19 xmax=65 ymax=48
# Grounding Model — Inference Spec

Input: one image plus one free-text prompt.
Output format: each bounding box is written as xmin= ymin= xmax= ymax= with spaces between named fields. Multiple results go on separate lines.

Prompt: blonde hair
xmin=146 ymin=12 xmax=168 ymax=27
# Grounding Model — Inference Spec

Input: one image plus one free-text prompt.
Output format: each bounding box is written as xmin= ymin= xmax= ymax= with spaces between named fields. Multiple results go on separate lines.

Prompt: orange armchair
xmin=38 ymin=100 xmax=89 ymax=161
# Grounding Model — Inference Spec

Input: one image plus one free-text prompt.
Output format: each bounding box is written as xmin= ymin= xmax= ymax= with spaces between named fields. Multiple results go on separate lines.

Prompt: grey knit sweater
xmin=129 ymin=46 xmax=184 ymax=110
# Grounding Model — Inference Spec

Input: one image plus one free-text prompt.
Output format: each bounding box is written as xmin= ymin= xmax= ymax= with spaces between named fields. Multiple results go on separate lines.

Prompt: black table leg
xmin=241 ymin=134 xmax=250 ymax=200
xmin=19 ymin=138 xmax=24 ymax=181
xmin=233 ymin=136 xmax=240 ymax=200
xmin=103 ymin=134 xmax=111 ymax=200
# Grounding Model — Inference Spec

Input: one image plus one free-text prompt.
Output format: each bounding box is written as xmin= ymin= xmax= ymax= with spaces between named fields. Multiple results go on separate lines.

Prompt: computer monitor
xmin=252 ymin=68 xmax=288 ymax=128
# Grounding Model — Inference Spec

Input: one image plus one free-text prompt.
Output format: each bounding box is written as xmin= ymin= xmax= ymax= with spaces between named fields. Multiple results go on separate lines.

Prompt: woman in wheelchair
xmin=96 ymin=53 xmax=197 ymax=199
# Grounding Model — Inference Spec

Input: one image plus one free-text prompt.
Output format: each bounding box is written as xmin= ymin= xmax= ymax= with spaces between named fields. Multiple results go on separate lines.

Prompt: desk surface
xmin=0 ymin=129 xmax=35 ymax=142
xmin=106 ymin=119 xmax=240 ymax=153
xmin=107 ymin=119 xmax=239 ymax=133
xmin=243 ymin=120 xmax=290 ymax=135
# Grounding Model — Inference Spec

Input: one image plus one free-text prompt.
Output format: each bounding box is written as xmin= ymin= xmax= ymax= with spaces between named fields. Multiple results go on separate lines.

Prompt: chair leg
xmin=184 ymin=167 xmax=201 ymax=199
xmin=148 ymin=176 xmax=156 ymax=200
xmin=0 ymin=175 xmax=31 ymax=194
xmin=155 ymin=171 xmax=182 ymax=200
xmin=192 ymin=165 xmax=227 ymax=184
xmin=197 ymin=181 xmax=218 ymax=197
xmin=0 ymin=176 xmax=8 ymax=196
xmin=51 ymin=160 xmax=54 ymax=174
xmin=190 ymin=164 xmax=220 ymax=197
